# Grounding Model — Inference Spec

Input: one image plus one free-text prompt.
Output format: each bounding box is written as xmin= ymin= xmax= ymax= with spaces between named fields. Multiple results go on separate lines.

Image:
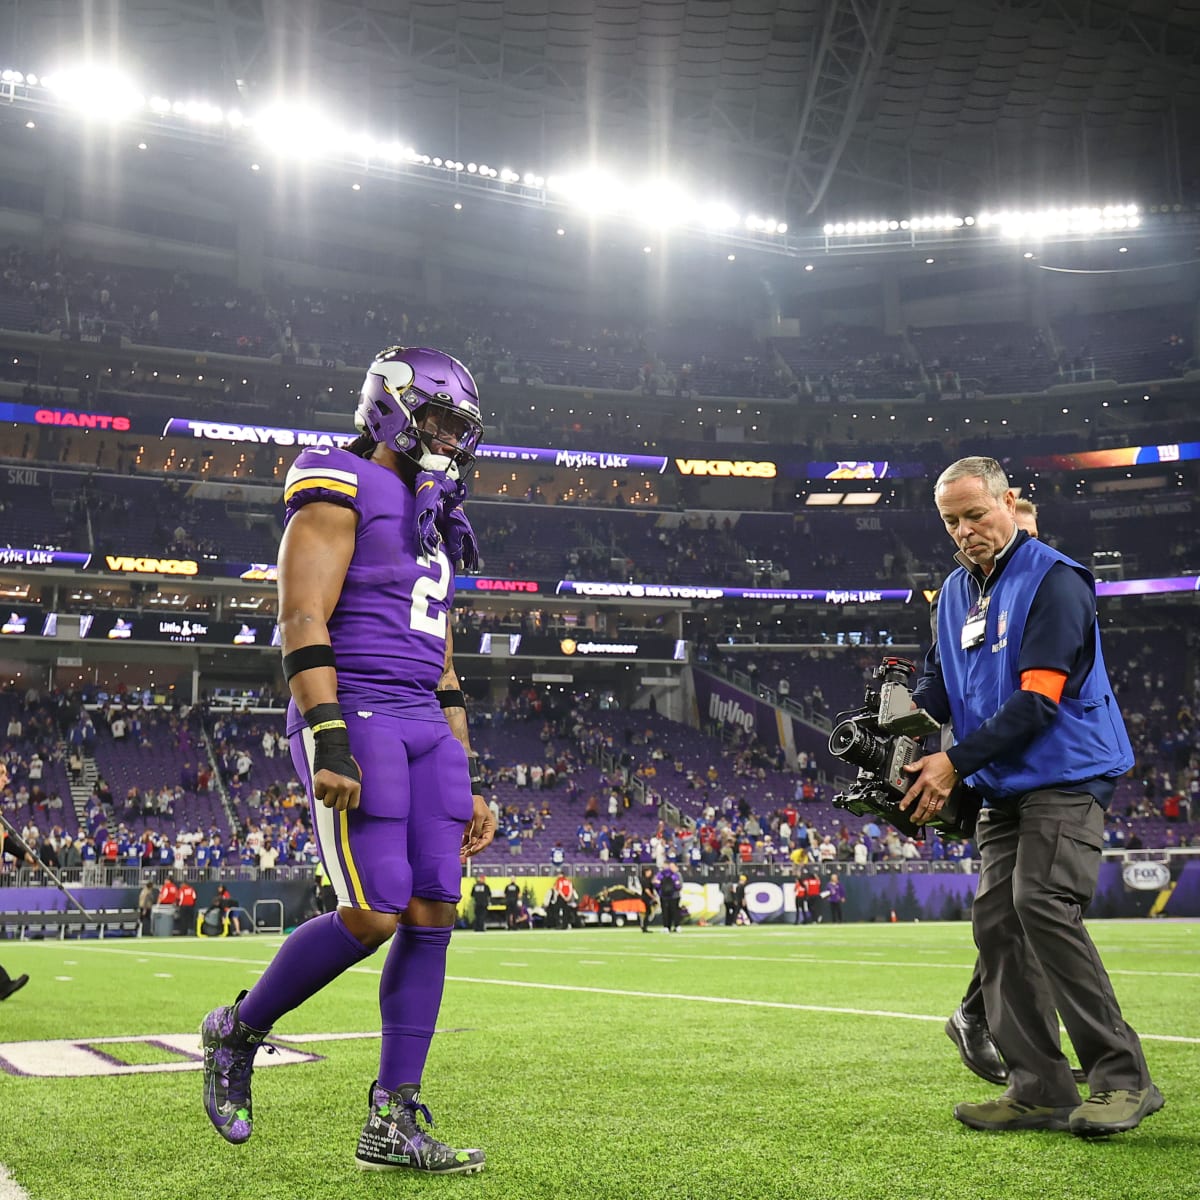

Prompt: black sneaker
xmin=200 ymin=990 xmax=274 ymax=1144
xmin=1069 ymin=1085 xmax=1165 ymax=1137
xmin=355 ymin=1081 xmax=485 ymax=1174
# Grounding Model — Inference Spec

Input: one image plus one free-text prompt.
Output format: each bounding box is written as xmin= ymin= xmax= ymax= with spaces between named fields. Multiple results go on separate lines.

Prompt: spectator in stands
xmin=904 ymin=456 xmax=1161 ymax=1136
xmin=59 ymin=835 xmax=81 ymax=874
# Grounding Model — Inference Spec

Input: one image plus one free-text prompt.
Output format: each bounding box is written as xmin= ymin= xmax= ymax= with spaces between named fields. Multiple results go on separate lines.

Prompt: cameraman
xmin=901 ymin=457 xmax=1161 ymax=1138
xmin=943 ymin=497 xmax=1038 ymax=1086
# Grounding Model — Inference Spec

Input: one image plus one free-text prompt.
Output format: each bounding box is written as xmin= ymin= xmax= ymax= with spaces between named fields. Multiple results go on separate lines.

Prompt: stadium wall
xmin=454 ymin=861 xmax=1198 ymax=925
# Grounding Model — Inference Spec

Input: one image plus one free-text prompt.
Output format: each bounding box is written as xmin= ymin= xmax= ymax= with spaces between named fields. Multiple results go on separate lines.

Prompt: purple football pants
xmin=291 ymin=711 xmax=473 ymax=911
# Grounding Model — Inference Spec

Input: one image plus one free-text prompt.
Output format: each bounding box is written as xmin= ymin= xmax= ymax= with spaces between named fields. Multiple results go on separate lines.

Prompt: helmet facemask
xmin=411 ymin=398 xmax=483 ymax=482
xmin=354 ymin=348 xmax=485 ymax=485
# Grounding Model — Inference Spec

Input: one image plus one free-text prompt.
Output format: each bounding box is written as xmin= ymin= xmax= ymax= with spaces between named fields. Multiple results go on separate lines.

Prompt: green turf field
xmin=0 ymin=921 xmax=1195 ymax=1200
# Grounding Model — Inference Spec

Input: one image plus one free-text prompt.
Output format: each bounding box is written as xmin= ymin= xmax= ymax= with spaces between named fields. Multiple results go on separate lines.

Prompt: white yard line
xmin=0 ymin=1163 xmax=31 ymax=1200
xmin=27 ymin=943 xmax=1200 ymax=1045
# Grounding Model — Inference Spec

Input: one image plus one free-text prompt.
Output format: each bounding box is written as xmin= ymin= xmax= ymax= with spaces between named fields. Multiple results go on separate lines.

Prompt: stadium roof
xmin=5 ymin=0 xmax=1200 ymax=218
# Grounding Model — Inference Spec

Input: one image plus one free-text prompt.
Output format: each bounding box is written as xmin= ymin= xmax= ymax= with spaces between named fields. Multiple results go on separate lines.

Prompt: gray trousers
xmin=973 ymin=788 xmax=1151 ymax=1107
xmin=960 ymin=957 xmax=986 ymax=1022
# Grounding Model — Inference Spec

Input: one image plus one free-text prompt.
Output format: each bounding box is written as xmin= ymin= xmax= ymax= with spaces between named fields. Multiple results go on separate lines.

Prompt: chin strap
xmin=414 ymin=470 xmax=479 ymax=570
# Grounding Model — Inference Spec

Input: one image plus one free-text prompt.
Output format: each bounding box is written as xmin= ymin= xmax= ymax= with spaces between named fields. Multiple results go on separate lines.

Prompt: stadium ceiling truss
xmin=4 ymin=0 xmax=1200 ymax=211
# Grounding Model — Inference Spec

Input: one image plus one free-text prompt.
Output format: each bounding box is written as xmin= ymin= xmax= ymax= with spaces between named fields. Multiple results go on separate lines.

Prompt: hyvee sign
xmin=691 ymin=671 xmax=786 ymax=753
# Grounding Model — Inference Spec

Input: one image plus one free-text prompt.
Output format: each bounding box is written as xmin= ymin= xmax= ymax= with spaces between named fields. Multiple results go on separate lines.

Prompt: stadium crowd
xmin=5 ymin=673 xmax=1197 ymax=886
xmin=2 ymin=242 xmax=1195 ymax=408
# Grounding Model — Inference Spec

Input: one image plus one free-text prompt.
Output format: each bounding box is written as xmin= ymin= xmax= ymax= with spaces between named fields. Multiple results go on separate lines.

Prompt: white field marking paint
xmin=153 ymin=973 xmax=173 ymax=978
xmin=0 ymin=1034 xmax=324 ymax=1077
xmin=458 ymin=943 xmax=1200 ymax=980
xmin=71 ymin=942 xmax=1200 ymax=981
xmin=7 ymin=944 xmax=1199 ymax=1048
xmin=0 ymin=1162 xmax=31 ymax=1200
xmin=54 ymin=976 xmax=72 ymax=982
xmin=498 ymin=962 xmax=528 ymax=967
xmin=437 ymin=975 xmax=1200 ymax=1046
xmin=577 ymin=960 xmax=607 ymax=966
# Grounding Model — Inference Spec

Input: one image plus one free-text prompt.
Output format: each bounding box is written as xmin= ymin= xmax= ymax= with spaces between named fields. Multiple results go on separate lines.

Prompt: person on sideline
xmin=200 ymin=347 xmax=496 ymax=1173
xmin=903 ymin=457 xmax=1161 ymax=1137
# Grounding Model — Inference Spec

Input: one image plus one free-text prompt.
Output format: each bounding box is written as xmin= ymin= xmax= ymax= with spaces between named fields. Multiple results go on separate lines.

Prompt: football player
xmin=201 ymin=347 xmax=495 ymax=1173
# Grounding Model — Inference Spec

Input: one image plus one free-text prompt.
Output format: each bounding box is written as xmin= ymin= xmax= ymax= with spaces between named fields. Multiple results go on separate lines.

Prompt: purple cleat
xmin=201 ymin=989 xmax=273 ymax=1144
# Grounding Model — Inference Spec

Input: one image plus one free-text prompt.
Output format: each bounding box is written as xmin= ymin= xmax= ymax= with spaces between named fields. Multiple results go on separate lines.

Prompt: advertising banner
xmin=0 ymin=549 xmax=93 ymax=569
xmin=1025 ymin=442 xmax=1200 ymax=471
xmin=556 ymin=579 xmax=914 ymax=603
xmin=514 ymin=634 xmax=687 ymax=661
xmin=803 ymin=460 xmax=927 ymax=480
xmin=690 ymin=670 xmax=789 ymax=753
xmin=0 ymin=400 xmax=133 ymax=431
xmin=481 ymin=445 xmax=670 ymax=473
xmin=1 ymin=605 xmax=55 ymax=637
xmin=88 ymin=614 xmax=277 ymax=646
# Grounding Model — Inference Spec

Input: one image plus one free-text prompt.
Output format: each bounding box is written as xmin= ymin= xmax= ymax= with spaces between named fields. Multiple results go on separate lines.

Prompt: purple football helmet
xmin=355 ymin=345 xmax=484 ymax=482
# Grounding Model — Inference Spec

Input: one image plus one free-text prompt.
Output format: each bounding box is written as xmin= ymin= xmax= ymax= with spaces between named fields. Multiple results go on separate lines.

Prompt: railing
xmin=700 ymin=661 xmax=835 ymax=736
xmin=0 ymin=863 xmax=320 ymax=888
xmin=5 ymin=847 xmax=1195 ymax=892
xmin=202 ymin=723 xmax=242 ymax=837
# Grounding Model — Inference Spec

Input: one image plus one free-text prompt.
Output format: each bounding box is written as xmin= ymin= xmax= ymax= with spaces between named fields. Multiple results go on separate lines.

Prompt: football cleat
xmin=355 ymin=1081 xmax=485 ymax=1174
xmin=200 ymin=990 xmax=274 ymax=1144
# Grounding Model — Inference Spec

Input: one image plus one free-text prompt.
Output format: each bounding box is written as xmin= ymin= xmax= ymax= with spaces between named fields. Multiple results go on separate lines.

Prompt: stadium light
xmin=41 ymin=66 xmax=144 ymax=121
xmin=254 ymin=103 xmax=342 ymax=158
xmin=9 ymin=63 xmax=1152 ymax=258
xmin=975 ymin=204 xmax=1140 ymax=238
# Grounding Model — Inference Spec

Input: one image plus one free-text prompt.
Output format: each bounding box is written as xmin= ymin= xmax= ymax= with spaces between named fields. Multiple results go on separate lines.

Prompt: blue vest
xmin=936 ymin=537 xmax=1132 ymax=802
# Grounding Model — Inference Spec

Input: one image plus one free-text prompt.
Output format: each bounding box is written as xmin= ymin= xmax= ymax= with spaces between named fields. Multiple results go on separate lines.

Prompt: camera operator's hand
xmin=899 ymin=752 xmax=959 ymax=825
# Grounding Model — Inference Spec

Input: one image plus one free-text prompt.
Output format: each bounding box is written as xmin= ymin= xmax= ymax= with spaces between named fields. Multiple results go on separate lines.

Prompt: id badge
xmin=960 ymin=595 xmax=989 ymax=650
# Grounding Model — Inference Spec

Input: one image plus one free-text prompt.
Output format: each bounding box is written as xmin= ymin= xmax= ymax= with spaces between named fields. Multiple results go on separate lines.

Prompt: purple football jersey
xmin=282 ymin=446 xmax=456 ymax=730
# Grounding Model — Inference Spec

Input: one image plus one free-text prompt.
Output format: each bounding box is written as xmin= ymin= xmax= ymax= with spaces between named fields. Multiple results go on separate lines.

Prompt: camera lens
xmin=829 ymin=720 xmax=888 ymax=774
xmin=877 ymin=656 xmax=915 ymax=687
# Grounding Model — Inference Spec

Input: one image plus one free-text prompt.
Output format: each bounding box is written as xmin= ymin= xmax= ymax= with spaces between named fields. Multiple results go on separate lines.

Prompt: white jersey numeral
xmin=410 ymin=549 xmax=451 ymax=639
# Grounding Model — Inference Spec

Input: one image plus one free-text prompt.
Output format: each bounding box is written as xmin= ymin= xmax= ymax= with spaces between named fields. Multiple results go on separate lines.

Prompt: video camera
xmin=828 ymin=656 xmax=979 ymax=840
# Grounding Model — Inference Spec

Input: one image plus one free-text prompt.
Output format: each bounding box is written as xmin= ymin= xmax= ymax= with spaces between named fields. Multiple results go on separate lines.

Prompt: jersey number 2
xmin=411 ymin=549 xmax=451 ymax=639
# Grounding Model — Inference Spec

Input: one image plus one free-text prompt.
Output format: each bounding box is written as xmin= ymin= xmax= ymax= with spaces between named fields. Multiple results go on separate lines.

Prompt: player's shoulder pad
xmin=284 ymin=446 xmax=362 ymax=504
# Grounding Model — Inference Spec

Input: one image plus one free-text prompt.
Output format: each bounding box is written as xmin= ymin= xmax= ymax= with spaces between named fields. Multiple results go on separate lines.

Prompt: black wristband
xmin=302 ymin=702 xmax=346 ymax=734
xmin=284 ymin=644 xmax=337 ymax=682
xmin=304 ymin=703 xmax=361 ymax=782
xmin=468 ymin=754 xmax=483 ymax=789
xmin=436 ymin=688 xmax=466 ymax=710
